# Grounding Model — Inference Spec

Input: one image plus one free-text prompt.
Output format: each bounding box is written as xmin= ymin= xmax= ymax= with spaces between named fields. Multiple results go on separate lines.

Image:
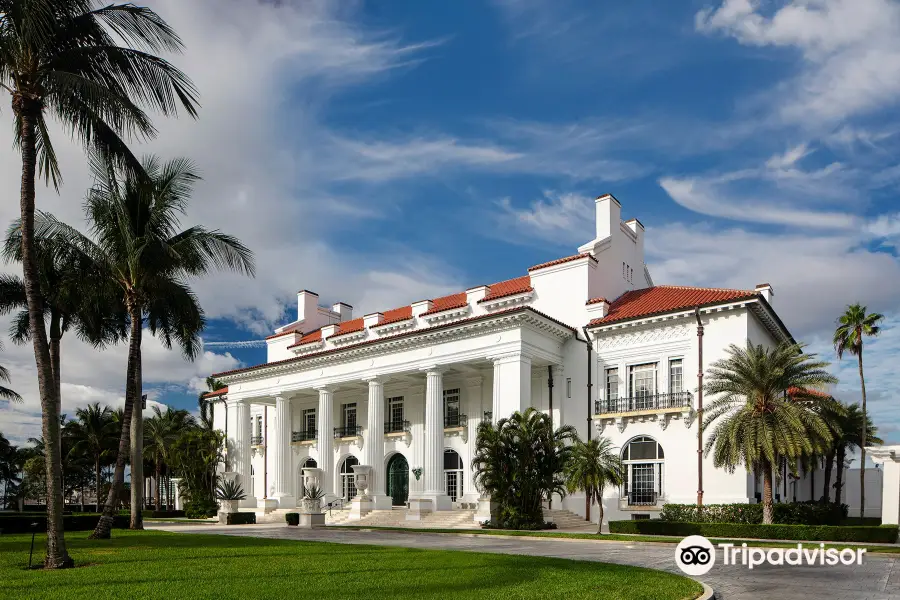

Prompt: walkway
xmin=147 ymin=522 xmax=900 ymax=599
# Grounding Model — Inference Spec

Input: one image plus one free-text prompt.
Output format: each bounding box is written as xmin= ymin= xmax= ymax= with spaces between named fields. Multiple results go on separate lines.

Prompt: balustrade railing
xmin=333 ymin=425 xmax=362 ymax=438
xmin=291 ymin=429 xmax=317 ymax=442
xmin=250 ymin=435 xmax=264 ymax=445
xmin=443 ymin=413 xmax=467 ymax=428
xmin=384 ymin=420 xmax=410 ymax=434
xmin=595 ymin=392 xmax=693 ymax=415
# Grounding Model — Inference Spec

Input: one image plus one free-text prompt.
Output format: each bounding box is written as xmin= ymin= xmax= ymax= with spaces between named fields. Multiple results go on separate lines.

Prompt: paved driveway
xmin=147 ymin=522 xmax=900 ymax=599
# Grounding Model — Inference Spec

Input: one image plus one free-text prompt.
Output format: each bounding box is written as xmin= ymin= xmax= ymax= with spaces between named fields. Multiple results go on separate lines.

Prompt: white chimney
xmin=321 ymin=324 xmax=339 ymax=338
xmin=363 ymin=312 xmax=383 ymax=328
xmin=466 ymin=285 xmax=490 ymax=305
xmin=411 ymin=299 xmax=433 ymax=317
xmin=755 ymin=283 xmax=774 ymax=304
xmin=332 ymin=302 xmax=353 ymax=322
xmin=297 ymin=290 xmax=319 ymax=324
xmin=595 ymin=194 xmax=621 ymax=241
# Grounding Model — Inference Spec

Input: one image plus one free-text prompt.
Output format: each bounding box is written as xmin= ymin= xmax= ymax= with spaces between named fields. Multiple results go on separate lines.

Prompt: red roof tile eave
xmin=212 ymin=307 xmax=576 ymax=379
xmin=478 ymin=287 xmax=534 ymax=303
xmin=587 ymin=292 xmax=759 ymax=327
xmin=201 ymin=387 xmax=228 ymax=399
xmin=528 ymin=253 xmax=596 ymax=272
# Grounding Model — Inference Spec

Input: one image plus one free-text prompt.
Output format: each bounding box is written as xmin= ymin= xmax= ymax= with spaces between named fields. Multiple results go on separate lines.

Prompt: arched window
xmin=621 ymin=436 xmax=664 ymax=506
xmin=340 ymin=456 xmax=359 ymax=502
xmin=444 ymin=449 xmax=463 ymax=502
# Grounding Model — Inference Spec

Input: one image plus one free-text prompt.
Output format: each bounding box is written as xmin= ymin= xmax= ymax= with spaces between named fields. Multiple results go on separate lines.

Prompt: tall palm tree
xmin=65 ymin=403 xmax=115 ymax=511
xmin=198 ymin=375 xmax=224 ymax=427
xmin=0 ymin=0 xmax=197 ymax=568
xmin=144 ymin=405 xmax=194 ymax=510
xmin=834 ymin=304 xmax=884 ymax=519
xmin=41 ymin=154 xmax=254 ymax=536
xmin=828 ymin=403 xmax=881 ymax=505
xmin=0 ymin=361 xmax=23 ymax=403
xmin=703 ymin=342 xmax=838 ymax=524
xmin=564 ymin=437 xmax=624 ymax=533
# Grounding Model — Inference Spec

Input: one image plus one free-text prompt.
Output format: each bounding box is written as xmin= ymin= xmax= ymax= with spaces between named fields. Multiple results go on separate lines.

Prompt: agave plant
xmin=301 ymin=484 xmax=325 ymax=514
xmin=216 ymin=479 xmax=247 ymax=501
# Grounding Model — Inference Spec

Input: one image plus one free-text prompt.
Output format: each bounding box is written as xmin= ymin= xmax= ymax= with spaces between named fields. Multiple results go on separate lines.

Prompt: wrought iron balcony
xmin=333 ymin=425 xmax=361 ymax=439
xmin=595 ymin=392 xmax=693 ymax=415
xmin=444 ymin=413 xmax=467 ymax=428
xmin=384 ymin=420 xmax=410 ymax=434
xmin=291 ymin=429 xmax=317 ymax=442
xmin=250 ymin=435 xmax=264 ymax=446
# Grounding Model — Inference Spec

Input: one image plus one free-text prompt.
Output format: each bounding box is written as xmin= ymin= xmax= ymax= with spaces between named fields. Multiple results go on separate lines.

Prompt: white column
xmin=229 ymin=398 xmax=256 ymax=508
xmin=422 ymin=367 xmax=451 ymax=510
xmin=551 ymin=364 xmax=565 ymax=429
xmin=464 ymin=376 xmax=483 ymax=504
xmin=364 ymin=376 xmax=391 ymax=509
xmin=871 ymin=446 xmax=900 ymax=525
xmin=316 ymin=386 xmax=336 ymax=500
xmin=491 ymin=352 xmax=532 ymax=420
xmin=273 ymin=395 xmax=295 ymax=508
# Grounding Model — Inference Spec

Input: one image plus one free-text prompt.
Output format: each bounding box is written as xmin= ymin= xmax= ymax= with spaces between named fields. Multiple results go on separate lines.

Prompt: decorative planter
xmin=351 ymin=465 xmax=372 ymax=500
xmin=300 ymin=498 xmax=322 ymax=513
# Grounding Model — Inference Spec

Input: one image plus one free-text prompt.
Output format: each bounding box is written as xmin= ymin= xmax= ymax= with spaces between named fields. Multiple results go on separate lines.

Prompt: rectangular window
xmin=302 ymin=408 xmax=316 ymax=433
xmin=342 ymin=403 xmax=357 ymax=430
xmin=669 ymin=359 xmax=683 ymax=394
xmin=443 ymin=388 xmax=461 ymax=427
xmin=387 ymin=396 xmax=404 ymax=429
xmin=255 ymin=415 xmax=262 ymax=438
xmin=605 ymin=368 xmax=619 ymax=401
xmin=629 ymin=363 xmax=657 ymax=409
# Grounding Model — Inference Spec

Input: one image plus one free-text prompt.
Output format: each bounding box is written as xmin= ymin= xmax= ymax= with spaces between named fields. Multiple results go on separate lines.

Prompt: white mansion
xmin=205 ymin=194 xmax=812 ymax=524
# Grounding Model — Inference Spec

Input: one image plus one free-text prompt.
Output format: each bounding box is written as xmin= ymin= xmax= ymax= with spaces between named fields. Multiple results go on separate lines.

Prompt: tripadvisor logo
xmin=675 ymin=535 xmax=867 ymax=575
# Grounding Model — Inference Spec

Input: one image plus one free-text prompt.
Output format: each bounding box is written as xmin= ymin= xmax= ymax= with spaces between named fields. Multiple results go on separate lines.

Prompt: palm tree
xmin=564 ymin=437 xmax=624 ymax=533
xmin=144 ymin=405 xmax=194 ymax=510
xmin=65 ymin=403 xmax=115 ymax=511
xmin=703 ymin=342 xmax=838 ymax=524
xmin=198 ymin=376 xmax=225 ymax=427
xmin=829 ymin=404 xmax=881 ymax=505
xmin=0 ymin=0 xmax=198 ymax=568
xmin=0 ymin=361 xmax=23 ymax=403
xmin=472 ymin=407 xmax=576 ymax=528
xmin=41 ymin=155 xmax=254 ymax=536
xmin=834 ymin=304 xmax=884 ymax=519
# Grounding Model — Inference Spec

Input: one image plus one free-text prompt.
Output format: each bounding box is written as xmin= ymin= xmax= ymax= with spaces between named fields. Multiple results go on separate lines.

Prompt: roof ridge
xmin=654 ymin=284 xmax=756 ymax=293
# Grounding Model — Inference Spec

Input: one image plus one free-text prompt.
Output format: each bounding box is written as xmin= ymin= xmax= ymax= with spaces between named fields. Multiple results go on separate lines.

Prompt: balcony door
xmin=340 ymin=456 xmax=359 ymax=502
xmin=629 ymin=363 xmax=657 ymax=410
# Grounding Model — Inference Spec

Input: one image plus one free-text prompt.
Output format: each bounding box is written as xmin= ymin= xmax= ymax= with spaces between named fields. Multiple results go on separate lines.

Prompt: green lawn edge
xmin=329 ymin=524 xmax=900 ymax=553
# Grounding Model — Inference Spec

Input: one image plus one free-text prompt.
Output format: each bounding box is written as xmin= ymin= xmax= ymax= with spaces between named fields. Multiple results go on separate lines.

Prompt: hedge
xmin=0 ymin=514 xmax=129 ymax=534
xmin=285 ymin=513 xmax=299 ymax=526
xmin=659 ymin=501 xmax=848 ymax=526
xmin=609 ymin=520 xmax=899 ymax=543
xmin=224 ymin=512 xmax=256 ymax=525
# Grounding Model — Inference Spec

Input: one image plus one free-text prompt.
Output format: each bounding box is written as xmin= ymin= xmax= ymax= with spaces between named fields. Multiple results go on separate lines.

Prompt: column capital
xmin=225 ymin=396 xmax=249 ymax=408
xmin=487 ymin=351 xmax=531 ymax=365
xmin=551 ymin=364 xmax=565 ymax=376
xmin=362 ymin=374 xmax=390 ymax=385
xmin=419 ymin=364 xmax=448 ymax=375
xmin=313 ymin=383 xmax=339 ymax=393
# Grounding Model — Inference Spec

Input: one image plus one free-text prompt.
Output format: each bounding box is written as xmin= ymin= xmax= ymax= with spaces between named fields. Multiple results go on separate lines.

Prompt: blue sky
xmin=1 ymin=0 xmax=899 ymax=445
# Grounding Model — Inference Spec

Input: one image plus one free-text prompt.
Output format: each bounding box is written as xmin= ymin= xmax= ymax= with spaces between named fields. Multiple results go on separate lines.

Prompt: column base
xmin=369 ymin=494 xmax=393 ymax=510
xmin=419 ymin=492 xmax=452 ymax=511
xmin=406 ymin=497 xmax=433 ymax=521
xmin=274 ymin=494 xmax=296 ymax=509
xmin=299 ymin=512 xmax=326 ymax=528
xmin=260 ymin=498 xmax=278 ymax=514
xmin=349 ymin=497 xmax=373 ymax=520
xmin=475 ymin=498 xmax=497 ymax=523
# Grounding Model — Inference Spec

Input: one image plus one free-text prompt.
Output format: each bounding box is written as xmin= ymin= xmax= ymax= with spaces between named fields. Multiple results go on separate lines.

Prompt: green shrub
xmin=480 ymin=520 xmax=558 ymax=531
xmin=842 ymin=517 xmax=882 ymax=527
xmin=285 ymin=513 xmax=299 ymax=526
xmin=184 ymin=498 xmax=218 ymax=519
xmin=660 ymin=501 xmax=848 ymax=526
xmin=0 ymin=514 xmax=129 ymax=534
xmin=225 ymin=512 xmax=256 ymax=525
xmin=609 ymin=520 xmax=899 ymax=543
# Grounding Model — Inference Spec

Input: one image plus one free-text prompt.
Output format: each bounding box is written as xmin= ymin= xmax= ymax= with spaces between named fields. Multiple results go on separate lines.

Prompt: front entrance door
xmin=386 ymin=454 xmax=409 ymax=506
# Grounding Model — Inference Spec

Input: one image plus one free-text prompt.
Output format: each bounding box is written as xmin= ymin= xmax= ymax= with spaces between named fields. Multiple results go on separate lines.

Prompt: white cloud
xmin=696 ymin=0 xmax=900 ymax=127
xmin=491 ymin=191 xmax=593 ymax=246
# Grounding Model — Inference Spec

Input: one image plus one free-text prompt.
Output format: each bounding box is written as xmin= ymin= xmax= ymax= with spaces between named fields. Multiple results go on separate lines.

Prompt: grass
xmin=0 ymin=530 xmax=703 ymax=600
xmin=332 ymin=525 xmax=900 ymax=554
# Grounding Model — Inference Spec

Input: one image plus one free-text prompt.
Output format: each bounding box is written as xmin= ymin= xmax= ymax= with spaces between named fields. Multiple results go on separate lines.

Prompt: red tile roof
xmin=202 ymin=387 xmax=228 ymax=399
xmin=586 ymin=297 xmax=609 ymax=305
xmin=422 ymin=292 xmax=468 ymax=316
xmin=266 ymin=328 xmax=299 ymax=340
xmin=379 ymin=305 xmax=413 ymax=325
xmin=589 ymin=285 xmax=757 ymax=326
xmin=330 ymin=318 xmax=364 ymax=337
xmin=528 ymin=253 xmax=596 ymax=271
xmin=480 ymin=275 xmax=532 ymax=302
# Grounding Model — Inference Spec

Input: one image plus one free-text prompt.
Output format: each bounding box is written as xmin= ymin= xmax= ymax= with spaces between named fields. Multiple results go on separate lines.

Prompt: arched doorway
xmin=296 ymin=457 xmax=317 ymax=499
xmin=444 ymin=449 xmax=463 ymax=502
xmin=386 ymin=454 xmax=409 ymax=506
xmin=339 ymin=456 xmax=359 ymax=502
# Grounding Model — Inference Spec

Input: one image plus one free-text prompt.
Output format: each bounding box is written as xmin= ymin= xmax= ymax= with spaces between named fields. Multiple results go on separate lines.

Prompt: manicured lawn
xmin=0 ymin=530 xmax=703 ymax=600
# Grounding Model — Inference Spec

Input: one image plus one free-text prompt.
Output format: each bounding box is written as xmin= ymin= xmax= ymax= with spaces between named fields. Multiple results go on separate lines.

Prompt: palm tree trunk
xmin=129 ymin=303 xmax=144 ymax=530
xmin=155 ymin=462 xmax=161 ymax=511
xmin=762 ymin=458 xmax=774 ymax=525
xmin=822 ymin=449 xmax=835 ymax=503
xmin=596 ymin=490 xmax=604 ymax=534
xmin=95 ymin=455 xmax=102 ymax=512
xmin=835 ymin=445 xmax=846 ymax=504
xmin=90 ymin=307 xmax=141 ymax=539
xmin=857 ymin=347 xmax=868 ymax=520
xmin=14 ymin=100 xmax=72 ymax=568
